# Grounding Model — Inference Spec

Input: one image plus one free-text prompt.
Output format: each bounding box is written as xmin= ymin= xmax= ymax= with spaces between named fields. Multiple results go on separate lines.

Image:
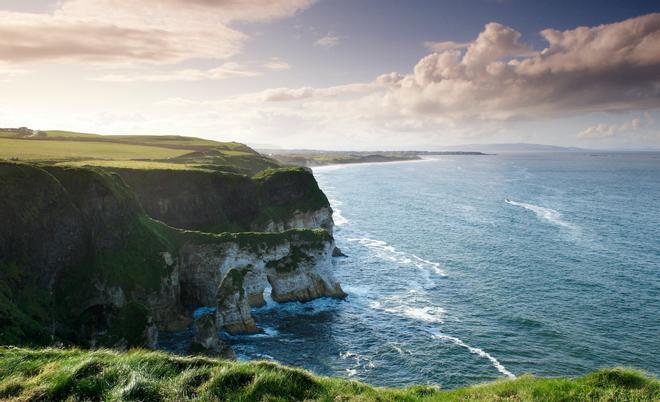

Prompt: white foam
xmin=347 ymin=237 xmax=446 ymax=277
xmin=233 ymin=326 xmax=279 ymax=339
xmin=388 ymin=343 xmax=403 ymax=354
xmin=432 ymin=333 xmax=515 ymax=378
xmin=256 ymin=296 xmax=342 ymax=315
xmin=329 ymin=198 xmax=349 ymax=226
xmin=369 ymin=300 xmax=445 ymax=323
xmin=340 ymin=351 xmax=375 ymax=376
xmin=505 ymin=199 xmax=572 ymax=228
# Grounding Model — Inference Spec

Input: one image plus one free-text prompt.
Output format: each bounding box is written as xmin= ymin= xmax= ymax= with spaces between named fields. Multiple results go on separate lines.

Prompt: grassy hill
xmin=0 ymin=347 xmax=657 ymax=401
xmin=0 ymin=128 xmax=277 ymax=175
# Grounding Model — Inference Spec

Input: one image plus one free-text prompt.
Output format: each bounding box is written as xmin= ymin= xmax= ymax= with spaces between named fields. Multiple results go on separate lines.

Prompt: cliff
xmin=109 ymin=167 xmax=333 ymax=234
xmin=0 ymin=159 xmax=343 ymax=350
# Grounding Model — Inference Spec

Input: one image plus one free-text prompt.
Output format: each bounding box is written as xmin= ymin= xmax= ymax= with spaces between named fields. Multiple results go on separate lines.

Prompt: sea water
xmin=174 ymin=152 xmax=660 ymax=388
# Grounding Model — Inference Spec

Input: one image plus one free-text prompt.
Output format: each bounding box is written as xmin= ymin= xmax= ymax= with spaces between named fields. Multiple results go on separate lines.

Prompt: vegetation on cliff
xmin=0 ymin=347 xmax=657 ymax=401
xmin=0 ymin=157 xmax=332 ymax=348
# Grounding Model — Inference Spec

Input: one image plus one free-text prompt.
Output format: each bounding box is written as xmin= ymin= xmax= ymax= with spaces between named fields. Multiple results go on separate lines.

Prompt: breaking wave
xmin=340 ymin=351 xmax=375 ymax=377
xmin=347 ymin=237 xmax=446 ymax=277
xmin=329 ymin=198 xmax=349 ymax=226
xmin=369 ymin=297 xmax=446 ymax=324
xmin=432 ymin=332 xmax=515 ymax=378
xmin=505 ymin=199 xmax=573 ymax=228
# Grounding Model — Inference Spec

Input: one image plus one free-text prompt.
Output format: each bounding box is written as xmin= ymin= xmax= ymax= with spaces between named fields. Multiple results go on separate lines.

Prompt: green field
xmin=0 ymin=138 xmax=190 ymax=161
xmin=56 ymin=160 xmax=213 ymax=171
xmin=0 ymin=128 xmax=278 ymax=175
xmin=0 ymin=347 xmax=656 ymax=401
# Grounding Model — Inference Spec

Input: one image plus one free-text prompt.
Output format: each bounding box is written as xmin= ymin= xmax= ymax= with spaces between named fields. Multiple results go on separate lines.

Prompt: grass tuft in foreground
xmin=0 ymin=347 xmax=657 ymax=401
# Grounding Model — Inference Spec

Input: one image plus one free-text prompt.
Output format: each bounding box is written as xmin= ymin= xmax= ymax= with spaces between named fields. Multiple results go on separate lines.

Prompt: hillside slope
xmin=0 ymin=347 xmax=657 ymax=401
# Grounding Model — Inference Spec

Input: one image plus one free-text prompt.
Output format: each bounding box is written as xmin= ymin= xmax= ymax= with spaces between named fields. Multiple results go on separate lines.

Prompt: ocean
xmin=200 ymin=153 xmax=660 ymax=388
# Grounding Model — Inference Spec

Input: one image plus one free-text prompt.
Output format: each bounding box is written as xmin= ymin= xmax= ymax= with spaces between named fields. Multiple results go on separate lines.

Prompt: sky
xmin=1 ymin=0 xmax=660 ymax=150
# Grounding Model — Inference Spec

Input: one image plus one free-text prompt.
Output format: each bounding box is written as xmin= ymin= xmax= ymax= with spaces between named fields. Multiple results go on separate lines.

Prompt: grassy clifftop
xmin=0 ymin=128 xmax=277 ymax=176
xmin=0 ymin=347 xmax=657 ymax=401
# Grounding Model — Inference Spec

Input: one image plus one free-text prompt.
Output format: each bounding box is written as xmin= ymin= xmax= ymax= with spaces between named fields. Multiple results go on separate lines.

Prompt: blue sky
xmin=1 ymin=0 xmax=659 ymax=149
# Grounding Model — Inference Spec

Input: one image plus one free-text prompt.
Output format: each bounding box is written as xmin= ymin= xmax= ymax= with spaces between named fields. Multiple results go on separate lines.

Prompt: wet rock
xmin=189 ymin=312 xmax=235 ymax=359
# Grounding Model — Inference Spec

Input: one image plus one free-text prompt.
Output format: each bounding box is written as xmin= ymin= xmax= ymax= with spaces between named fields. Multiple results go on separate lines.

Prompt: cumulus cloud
xmin=578 ymin=112 xmax=655 ymax=139
xmin=240 ymin=13 xmax=660 ymax=131
xmin=379 ymin=14 xmax=660 ymax=122
xmin=423 ymin=40 xmax=470 ymax=52
xmin=0 ymin=0 xmax=313 ymax=64
xmin=188 ymin=13 xmax=660 ymax=147
xmin=315 ymin=34 xmax=340 ymax=48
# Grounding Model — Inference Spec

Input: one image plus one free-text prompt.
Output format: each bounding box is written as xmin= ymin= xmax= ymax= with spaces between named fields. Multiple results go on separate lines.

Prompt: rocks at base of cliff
xmin=332 ymin=246 xmax=347 ymax=257
xmin=216 ymin=268 xmax=260 ymax=335
xmin=179 ymin=232 xmax=345 ymax=336
xmin=189 ymin=311 xmax=235 ymax=359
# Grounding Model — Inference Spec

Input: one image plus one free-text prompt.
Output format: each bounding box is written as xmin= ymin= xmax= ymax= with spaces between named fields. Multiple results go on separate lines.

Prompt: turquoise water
xmin=208 ymin=153 xmax=660 ymax=388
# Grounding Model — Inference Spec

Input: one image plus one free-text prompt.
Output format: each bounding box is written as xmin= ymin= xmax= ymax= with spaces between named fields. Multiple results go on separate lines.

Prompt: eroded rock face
xmin=265 ymin=239 xmax=346 ymax=302
xmin=178 ymin=234 xmax=344 ymax=335
xmin=262 ymin=206 xmax=334 ymax=234
xmin=190 ymin=312 xmax=235 ymax=358
xmin=216 ymin=269 xmax=259 ymax=335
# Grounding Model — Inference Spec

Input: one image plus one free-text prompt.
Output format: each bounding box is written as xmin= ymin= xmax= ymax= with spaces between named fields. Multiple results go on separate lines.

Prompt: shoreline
xmin=310 ymin=156 xmax=437 ymax=170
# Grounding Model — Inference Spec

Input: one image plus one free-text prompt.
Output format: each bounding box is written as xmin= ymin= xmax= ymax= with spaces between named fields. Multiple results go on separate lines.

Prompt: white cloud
xmin=423 ymin=40 xmax=470 ymax=52
xmin=0 ymin=0 xmax=314 ymax=64
xmin=174 ymin=13 xmax=660 ymax=147
xmin=264 ymin=58 xmax=292 ymax=71
xmin=90 ymin=63 xmax=261 ymax=82
xmin=256 ymin=82 xmax=377 ymax=101
xmin=578 ymin=112 xmax=655 ymax=139
xmin=245 ymin=13 xmax=660 ymax=126
xmin=315 ymin=34 xmax=340 ymax=48
xmin=0 ymin=63 xmax=29 ymax=82
xmin=380 ymin=14 xmax=660 ymax=123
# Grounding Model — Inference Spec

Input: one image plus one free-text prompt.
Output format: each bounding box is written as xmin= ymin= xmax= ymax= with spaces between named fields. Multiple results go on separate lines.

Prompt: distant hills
xmin=430 ymin=143 xmax=589 ymax=153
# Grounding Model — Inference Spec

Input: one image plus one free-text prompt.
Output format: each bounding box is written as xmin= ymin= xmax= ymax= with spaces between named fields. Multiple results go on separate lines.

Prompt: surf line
xmin=432 ymin=332 xmax=515 ymax=378
xmin=505 ymin=198 xmax=573 ymax=229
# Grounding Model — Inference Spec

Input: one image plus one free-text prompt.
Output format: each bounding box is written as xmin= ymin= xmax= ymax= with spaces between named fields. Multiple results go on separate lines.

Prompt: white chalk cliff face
xmin=179 ymin=232 xmax=345 ymax=335
xmin=261 ymin=206 xmax=334 ymax=234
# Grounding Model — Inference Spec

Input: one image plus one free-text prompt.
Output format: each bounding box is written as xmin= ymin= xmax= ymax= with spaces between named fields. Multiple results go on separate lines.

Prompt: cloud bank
xmin=259 ymin=13 xmax=660 ymax=126
xmin=0 ymin=0 xmax=314 ymax=64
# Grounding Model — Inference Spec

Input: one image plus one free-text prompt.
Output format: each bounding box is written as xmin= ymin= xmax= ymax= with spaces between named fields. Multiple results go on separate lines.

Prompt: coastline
xmin=310 ymin=155 xmax=437 ymax=171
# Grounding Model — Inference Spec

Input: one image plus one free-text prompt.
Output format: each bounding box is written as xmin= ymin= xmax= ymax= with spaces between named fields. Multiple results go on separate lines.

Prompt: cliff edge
xmin=0 ymin=135 xmax=344 ymax=351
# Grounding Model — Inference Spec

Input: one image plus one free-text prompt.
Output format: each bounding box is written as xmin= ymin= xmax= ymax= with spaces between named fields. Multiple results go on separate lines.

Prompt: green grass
xmin=0 ymin=138 xmax=189 ymax=160
xmin=43 ymin=130 xmax=102 ymax=138
xmin=0 ymin=348 xmax=656 ymax=401
xmin=0 ymin=129 xmax=279 ymax=175
xmin=56 ymin=160 xmax=214 ymax=171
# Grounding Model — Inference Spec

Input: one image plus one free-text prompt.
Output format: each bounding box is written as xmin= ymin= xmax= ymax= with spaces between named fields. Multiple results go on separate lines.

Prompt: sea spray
xmin=431 ymin=333 xmax=516 ymax=379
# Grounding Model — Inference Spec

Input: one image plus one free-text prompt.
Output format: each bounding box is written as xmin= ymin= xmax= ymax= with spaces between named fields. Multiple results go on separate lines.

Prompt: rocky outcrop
xmin=262 ymin=206 xmax=334 ymax=234
xmin=179 ymin=231 xmax=345 ymax=335
xmin=190 ymin=311 xmax=234 ymax=358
